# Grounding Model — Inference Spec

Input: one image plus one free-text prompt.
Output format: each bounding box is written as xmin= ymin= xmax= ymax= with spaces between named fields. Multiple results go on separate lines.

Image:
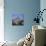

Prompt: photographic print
xmin=12 ymin=13 xmax=24 ymax=26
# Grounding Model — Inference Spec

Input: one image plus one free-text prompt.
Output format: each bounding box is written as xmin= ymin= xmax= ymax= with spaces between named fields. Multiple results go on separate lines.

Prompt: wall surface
xmin=4 ymin=0 xmax=40 ymax=42
xmin=0 ymin=0 xmax=4 ymax=42
xmin=40 ymin=0 xmax=46 ymax=26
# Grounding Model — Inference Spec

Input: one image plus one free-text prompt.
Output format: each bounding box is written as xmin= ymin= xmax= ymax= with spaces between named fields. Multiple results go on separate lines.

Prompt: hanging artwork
xmin=33 ymin=9 xmax=46 ymax=24
xmin=12 ymin=13 xmax=24 ymax=26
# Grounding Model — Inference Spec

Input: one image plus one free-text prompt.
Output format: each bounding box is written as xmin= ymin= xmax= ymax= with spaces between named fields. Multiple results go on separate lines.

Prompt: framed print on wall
xmin=12 ymin=13 xmax=24 ymax=26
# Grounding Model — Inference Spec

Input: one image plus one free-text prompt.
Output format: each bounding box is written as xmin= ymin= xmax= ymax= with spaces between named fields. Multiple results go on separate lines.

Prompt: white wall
xmin=0 ymin=0 xmax=4 ymax=42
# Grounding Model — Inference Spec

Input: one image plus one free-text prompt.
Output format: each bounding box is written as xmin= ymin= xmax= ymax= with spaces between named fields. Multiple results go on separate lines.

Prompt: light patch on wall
xmin=0 ymin=0 xmax=3 ymax=7
xmin=0 ymin=6 xmax=4 ymax=42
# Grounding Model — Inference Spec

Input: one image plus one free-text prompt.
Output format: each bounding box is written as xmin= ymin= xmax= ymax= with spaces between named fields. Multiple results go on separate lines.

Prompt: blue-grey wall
xmin=4 ymin=0 xmax=40 ymax=42
xmin=40 ymin=0 xmax=46 ymax=27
